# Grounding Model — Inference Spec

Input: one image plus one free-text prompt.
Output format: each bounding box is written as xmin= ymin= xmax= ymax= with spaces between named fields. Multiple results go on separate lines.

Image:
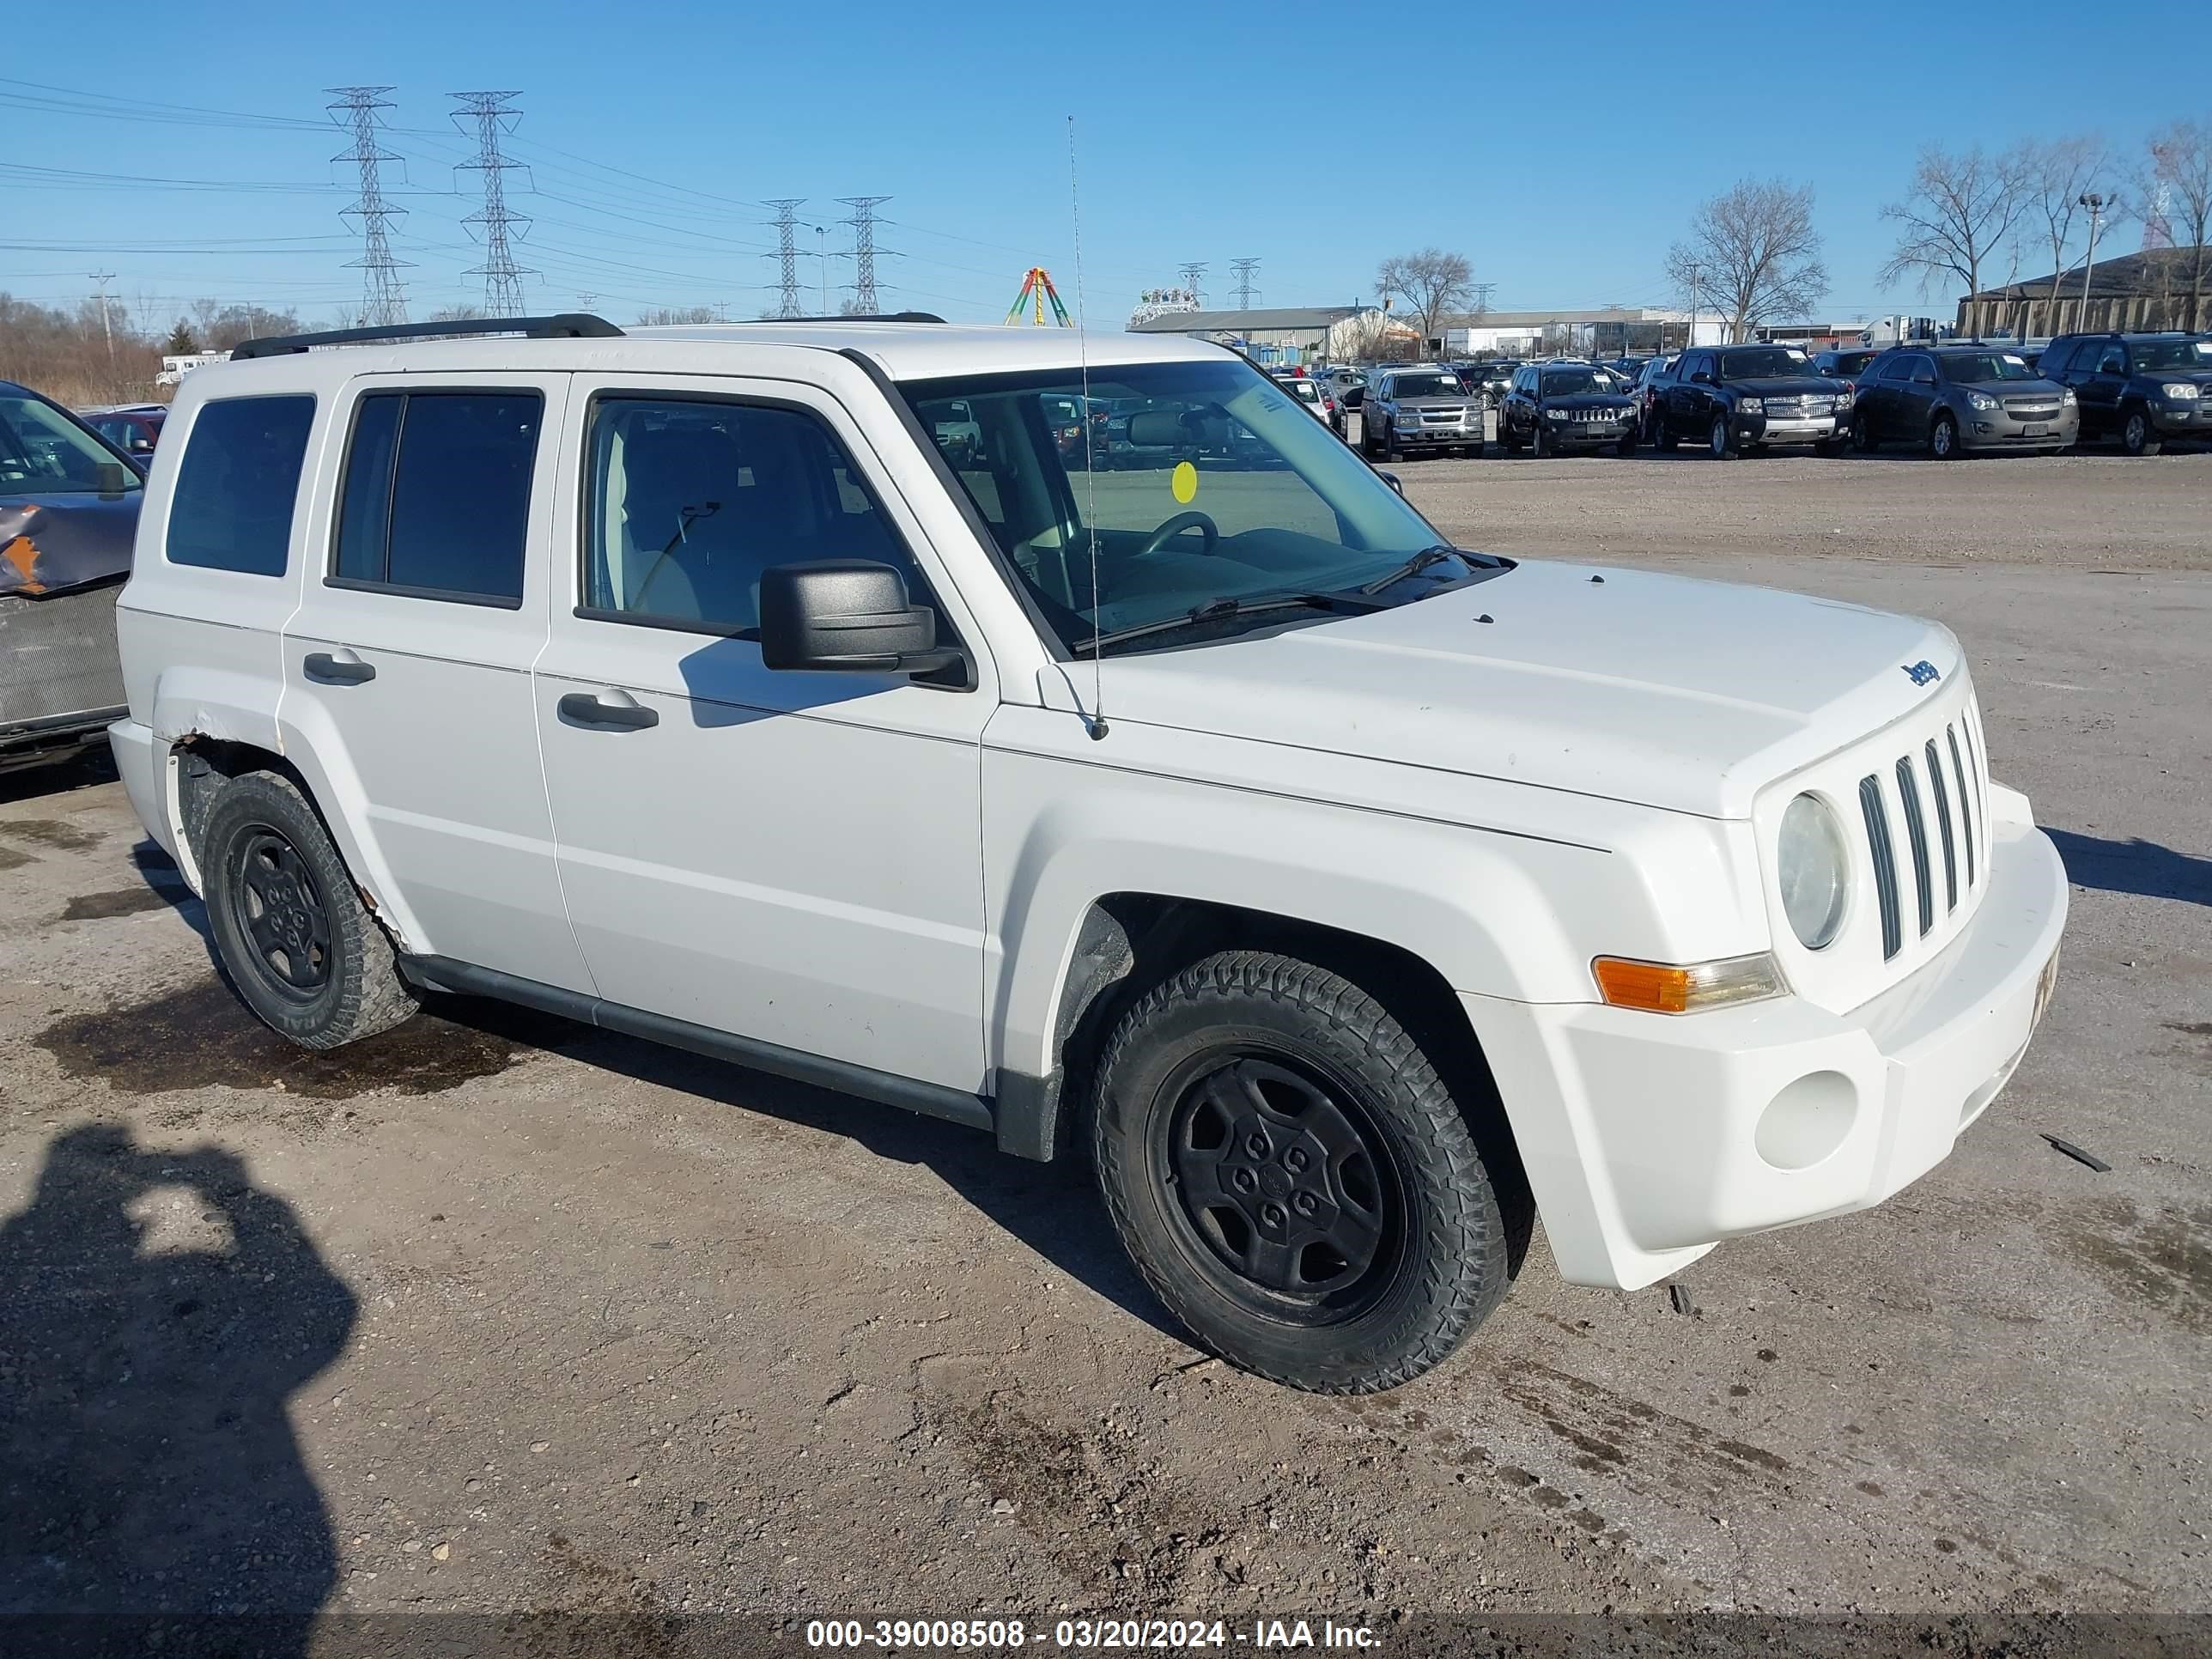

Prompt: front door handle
xmin=303 ymin=651 xmax=374 ymax=685
xmin=558 ymin=690 xmax=659 ymax=731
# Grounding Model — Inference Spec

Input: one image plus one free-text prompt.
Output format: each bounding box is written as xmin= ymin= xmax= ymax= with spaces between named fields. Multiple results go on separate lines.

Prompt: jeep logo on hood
xmin=1903 ymin=659 xmax=1941 ymax=687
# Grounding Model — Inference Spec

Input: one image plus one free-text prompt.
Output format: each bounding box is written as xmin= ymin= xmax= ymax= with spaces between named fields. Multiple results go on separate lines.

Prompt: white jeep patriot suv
xmin=110 ymin=313 xmax=2067 ymax=1393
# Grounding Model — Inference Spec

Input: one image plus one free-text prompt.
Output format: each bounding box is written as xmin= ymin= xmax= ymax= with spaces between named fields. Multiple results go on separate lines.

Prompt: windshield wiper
xmin=1357 ymin=543 xmax=1498 ymax=596
xmin=1073 ymin=591 xmax=1381 ymax=657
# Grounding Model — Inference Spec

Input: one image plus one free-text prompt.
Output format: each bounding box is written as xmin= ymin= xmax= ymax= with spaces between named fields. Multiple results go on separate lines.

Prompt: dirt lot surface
xmin=2 ymin=450 xmax=2206 ymax=1656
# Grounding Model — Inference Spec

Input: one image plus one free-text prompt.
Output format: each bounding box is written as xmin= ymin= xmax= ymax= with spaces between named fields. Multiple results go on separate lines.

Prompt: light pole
xmin=2077 ymin=192 xmax=2106 ymax=333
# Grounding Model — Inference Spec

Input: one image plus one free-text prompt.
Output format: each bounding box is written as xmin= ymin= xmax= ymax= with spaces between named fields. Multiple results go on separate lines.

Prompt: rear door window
xmin=165 ymin=396 xmax=314 ymax=575
xmin=331 ymin=390 xmax=541 ymax=605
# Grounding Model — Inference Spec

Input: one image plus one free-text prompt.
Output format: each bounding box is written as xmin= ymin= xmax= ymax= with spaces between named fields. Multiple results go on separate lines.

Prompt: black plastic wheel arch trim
xmin=398 ymin=955 xmax=994 ymax=1135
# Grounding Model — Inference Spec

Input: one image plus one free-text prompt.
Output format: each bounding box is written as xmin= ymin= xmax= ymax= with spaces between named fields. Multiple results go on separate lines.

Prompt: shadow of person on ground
xmin=2046 ymin=828 xmax=2212 ymax=908
xmin=0 ymin=1124 xmax=356 ymax=1656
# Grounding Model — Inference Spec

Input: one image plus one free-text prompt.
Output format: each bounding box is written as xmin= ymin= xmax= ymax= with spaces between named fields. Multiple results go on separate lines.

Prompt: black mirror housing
xmin=758 ymin=560 xmax=961 ymax=677
xmin=1376 ymin=470 xmax=1405 ymax=495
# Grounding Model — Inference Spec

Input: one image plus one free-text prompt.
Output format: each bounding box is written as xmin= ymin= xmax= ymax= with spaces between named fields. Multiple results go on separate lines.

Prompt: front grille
xmin=0 ymin=580 xmax=127 ymax=730
xmin=1568 ymin=407 xmax=1622 ymax=422
xmin=1765 ymin=395 xmax=1834 ymax=416
xmin=2003 ymin=399 xmax=2061 ymax=417
xmin=1419 ymin=408 xmax=1468 ymax=423
xmin=1856 ymin=710 xmax=1990 ymax=961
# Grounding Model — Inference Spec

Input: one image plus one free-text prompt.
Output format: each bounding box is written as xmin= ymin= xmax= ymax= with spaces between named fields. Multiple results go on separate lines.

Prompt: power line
xmin=449 ymin=90 xmax=533 ymax=316
xmin=837 ymin=196 xmax=894 ymax=312
xmin=1229 ymin=257 xmax=1260 ymax=310
xmin=1176 ymin=261 xmax=1207 ymax=307
xmin=326 ymin=87 xmax=410 ymax=326
xmin=763 ymin=198 xmax=807 ymax=318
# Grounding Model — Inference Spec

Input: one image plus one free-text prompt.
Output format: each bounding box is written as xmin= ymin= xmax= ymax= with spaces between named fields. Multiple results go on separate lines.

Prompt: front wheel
xmin=1615 ymin=429 xmax=1638 ymax=458
xmin=1531 ymin=422 xmax=1549 ymax=459
xmin=1853 ymin=414 xmax=1878 ymax=453
xmin=2121 ymin=409 xmax=2163 ymax=457
xmin=1092 ymin=951 xmax=1514 ymax=1394
xmin=202 ymin=769 xmax=419 ymax=1049
xmin=1709 ymin=414 xmax=1735 ymax=459
xmin=1929 ymin=412 xmax=1960 ymax=459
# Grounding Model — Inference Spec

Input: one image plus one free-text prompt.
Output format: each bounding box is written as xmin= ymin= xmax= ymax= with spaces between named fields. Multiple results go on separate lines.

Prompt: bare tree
xmin=2023 ymin=136 xmax=2122 ymax=330
xmin=428 ymin=303 xmax=489 ymax=322
xmin=635 ymin=306 xmax=718 ymax=325
xmin=2145 ymin=118 xmax=2212 ymax=331
xmin=1375 ymin=249 xmax=1473 ymax=360
xmin=1880 ymin=143 xmax=2033 ymax=302
xmin=1663 ymin=178 xmax=1827 ymax=343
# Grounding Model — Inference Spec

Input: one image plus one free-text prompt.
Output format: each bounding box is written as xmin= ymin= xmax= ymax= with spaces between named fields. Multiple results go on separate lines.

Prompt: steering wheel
xmin=1133 ymin=510 xmax=1219 ymax=558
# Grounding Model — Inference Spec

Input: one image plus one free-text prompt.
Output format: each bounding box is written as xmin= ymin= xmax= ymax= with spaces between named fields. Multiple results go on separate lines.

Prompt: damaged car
xmin=1 ymin=379 xmax=141 ymax=772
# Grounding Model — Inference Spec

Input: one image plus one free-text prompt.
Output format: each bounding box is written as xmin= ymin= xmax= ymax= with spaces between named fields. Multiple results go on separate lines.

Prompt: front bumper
xmin=1392 ymin=424 xmax=1483 ymax=446
xmin=1465 ymin=794 xmax=2068 ymax=1291
xmin=2149 ymin=400 xmax=2205 ymax=436
xmin=1741 ymin=410 xmax=1841 ymax=445
xmin=1963 ymin=408 xmax=2079 ymax=448
xmin=1542 ymin=418 xmax=1636 ymax=446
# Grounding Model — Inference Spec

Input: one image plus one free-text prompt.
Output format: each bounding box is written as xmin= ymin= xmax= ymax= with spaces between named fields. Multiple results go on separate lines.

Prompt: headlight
xmin=1835 ymin=388 xmax=1854 ymax=407
xmin=1778 ymin=793 xmax=1850 ymax=951
xmin=2161 ymin=383 xmax=2202 ymax=400
xmin=1545 ymin=407 xmax=1569 ymax=421
xmin=1967 ymin=391 xmax=1998 ymax=411
xmin=1739 ymin=398 xmax=1763 ymax=414
xmin=2062 ymin=388 xmax=2077 ymax=404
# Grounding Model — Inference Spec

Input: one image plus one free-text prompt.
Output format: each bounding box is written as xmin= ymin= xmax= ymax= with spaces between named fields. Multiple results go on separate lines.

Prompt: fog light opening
xmin=1753 ymin=1070 xmax=1857 ymax=1172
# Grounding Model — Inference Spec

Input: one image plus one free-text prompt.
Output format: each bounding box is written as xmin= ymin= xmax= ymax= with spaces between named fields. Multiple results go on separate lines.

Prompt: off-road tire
xmin=1091 ymin=950 xmax=1511 ymax=1394
xmin=202 ymin=769 xmax=418 ymax=1049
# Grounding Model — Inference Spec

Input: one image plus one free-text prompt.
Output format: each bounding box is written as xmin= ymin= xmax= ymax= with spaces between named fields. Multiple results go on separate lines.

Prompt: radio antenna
xmin=1069 ymin=114 xmax=1106 ymax=740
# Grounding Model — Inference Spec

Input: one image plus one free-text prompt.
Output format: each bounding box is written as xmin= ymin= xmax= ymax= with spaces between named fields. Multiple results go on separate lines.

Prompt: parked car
xmin=1627 ymin=355 xmax=1675 ymax=428
xmin=1470 ymin=362 xmax=1515 ymax=404
xmin=1359 ymin=367 xmax=1486 ymax=459
xmin=1850 ymin=345 xmax=2077 ymax=458
xmin=2039 ymin=331 xmax=2212 ymax=455
xmin=112 ymin=313 xmax=2065 ymax=1395
xmin=2 ymin=380 xmax=142 ymax=772
xmin=82 ymin=404 xmax=168 ymax=462
xmin=1274 ymin=371 xmax=1346 ymax=437
xmin=1811 ymin=348 xmax=1882 ymax=395
xmin=1498 ymin=361 xmax=1638 ymax=457
xmin=1645 ymin=344 xmax=1850 ymax=458
xmin=927 ymin=398 xmax=983 ymax=468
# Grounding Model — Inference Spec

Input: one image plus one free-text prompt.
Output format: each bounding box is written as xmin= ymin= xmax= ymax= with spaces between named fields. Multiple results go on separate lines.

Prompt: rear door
xmin=281 ymin=372 xmax=593 ymax=992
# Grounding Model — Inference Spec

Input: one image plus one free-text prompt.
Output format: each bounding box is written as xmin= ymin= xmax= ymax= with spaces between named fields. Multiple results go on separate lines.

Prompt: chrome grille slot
xmin=1895 ymin=756 xmax=1935 ymax=937
xmin=1926 ymin=738 xmax=1958 ymax=910
xmin=1859 ymin=775 xmax=1902 ymax=960
xmin=1948 ymin=726 xmax=1975 ymax=888
xmin=1963 ymin=709 xmax=1988 ymax=870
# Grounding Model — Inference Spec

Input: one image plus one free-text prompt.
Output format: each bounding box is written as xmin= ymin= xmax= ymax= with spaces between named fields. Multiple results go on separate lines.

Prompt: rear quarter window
xmin=164 ymin=395 xmax=316 ymax=575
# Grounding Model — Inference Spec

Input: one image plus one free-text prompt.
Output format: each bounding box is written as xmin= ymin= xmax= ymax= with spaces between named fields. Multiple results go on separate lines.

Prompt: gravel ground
xmin=0 ymin=450 xmax=2205 ymax=1656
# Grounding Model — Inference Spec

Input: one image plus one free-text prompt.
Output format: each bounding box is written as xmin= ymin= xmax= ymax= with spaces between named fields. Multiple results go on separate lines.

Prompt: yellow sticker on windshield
xmin=1170 ymin=460 xmax=1198 ymax=505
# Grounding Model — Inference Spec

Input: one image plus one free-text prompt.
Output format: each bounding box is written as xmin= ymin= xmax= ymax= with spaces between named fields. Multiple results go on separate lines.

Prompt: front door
xmin=532 ymin=374 xmax=995 ymax=1092
xmin=282 ymin=371 xmax=593 ymax=992
xmin=2075 ymin=342 xmax=2126 ymax=437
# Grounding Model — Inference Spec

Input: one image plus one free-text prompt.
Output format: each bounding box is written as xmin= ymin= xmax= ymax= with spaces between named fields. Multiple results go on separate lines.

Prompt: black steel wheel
xmin=1093 ymin=950 xmax=1516 ymax=1393
xmin=202 ymin=769 xmax=418 ymax=1048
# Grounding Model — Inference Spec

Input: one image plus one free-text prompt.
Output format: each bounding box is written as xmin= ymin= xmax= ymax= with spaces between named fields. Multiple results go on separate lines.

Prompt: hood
xmin=2137 ymin=366 xmax=2212 ymax=386
xmin=1965 ymin=377 xmax=2065 ymax=396
xmin=1394 ymin=395 xmax=1470 ymax=408
xmin=1732 ymin=378 xmax=1838 ymax=398
xmin=1089 ymin=560 xmax=1959 ymax=818
xmin=1542 ymin=393 xmax=1635 ymax=410
xmin=0 ymin=491 xmax=140 ymax=598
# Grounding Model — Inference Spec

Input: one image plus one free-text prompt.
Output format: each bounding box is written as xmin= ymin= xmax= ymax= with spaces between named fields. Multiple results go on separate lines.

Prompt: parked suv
xmin=112 ymin=314 xmax=2066 ymax=1394
xmin=1498 ymin=361 xmax=1638 ymax=457
xmin=1850 ymin=345 xmax=2077 ymax=458
xmin=1360 ymin=367 xmax=1486 ymax=459
xmin=3 ymin=379 xmax=142 ymax=771
xmin=1647 ymin=343 xmax=1850 ymax=458
xmin=2039 ymin=331 xmax=2212 ymax=455
xmin=1812 ymin=347 xmax=1881 ymax=394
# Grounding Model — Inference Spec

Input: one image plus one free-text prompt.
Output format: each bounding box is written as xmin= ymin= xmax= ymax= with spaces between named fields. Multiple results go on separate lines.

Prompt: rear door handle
xmin=558 ymin=690 xmax=659 ymax=731
xmin=303 ymin=651 xmax=375 ymax=685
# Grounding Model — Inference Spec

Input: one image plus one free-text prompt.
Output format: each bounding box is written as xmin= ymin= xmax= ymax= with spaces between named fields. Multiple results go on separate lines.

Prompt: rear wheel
xmin=1092 ymin=950 xmax=1513 ymax=1394
xmin=2121 ymin=409 xmax=2162 ymax=457
xmin=1642 ymin=408 xmax=1668 ymax=449
xmin=202 ymin=770 xmax=418 ymax=1049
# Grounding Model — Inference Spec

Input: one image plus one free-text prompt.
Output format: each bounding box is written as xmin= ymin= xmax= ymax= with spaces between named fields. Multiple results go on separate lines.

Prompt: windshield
xmin=1539 ymin=369 xmax=1620 ymax=398
xmin=0 ymin=392 xmax=141 ymax=495
xmin=1717 ymin=348 xmax=1818 ymax=380
xmin=2130 ymin=337 xmax=2212 ymax=370
xmin=1941 ymin=352 xmax=2040 ymax=383
xmin=904 ymin=359 xmax=1471 ymax=654
xmin=1389 ymin=374 xmax=1462 ymax=399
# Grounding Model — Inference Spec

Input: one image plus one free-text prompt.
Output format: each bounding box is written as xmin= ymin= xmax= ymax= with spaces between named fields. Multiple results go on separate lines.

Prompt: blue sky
xmin=4 ymin=0 xmax=2207 ymax=334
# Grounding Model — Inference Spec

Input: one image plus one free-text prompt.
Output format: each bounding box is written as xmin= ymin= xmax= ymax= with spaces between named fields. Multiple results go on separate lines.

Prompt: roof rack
xmin=232 ymin=313 xmax=623 ymax=361
xmin=695 ymin=312 xmax=948 ymax=325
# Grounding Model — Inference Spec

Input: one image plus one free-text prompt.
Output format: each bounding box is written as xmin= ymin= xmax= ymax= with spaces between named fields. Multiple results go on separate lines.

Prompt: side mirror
xmin=96 ymin=461 xmax=131 ymax=497
xmin=1690 ymin=370 xmax=1713 ymax=385
xmin=1376 ymin=470 xmax=1405 ymax=495
xmin=758 ymin=560 xmax=961 ymax=677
